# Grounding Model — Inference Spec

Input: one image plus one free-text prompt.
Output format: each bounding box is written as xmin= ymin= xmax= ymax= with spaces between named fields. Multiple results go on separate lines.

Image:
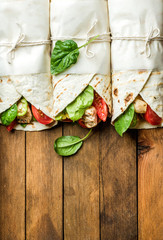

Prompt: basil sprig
xmin=54 ymin=129 xmax=92 ymax=156
xmin=51 ymin=35 xmax=99 ymax=75
xmin=114 ymin=103 xmax=135 ymax=136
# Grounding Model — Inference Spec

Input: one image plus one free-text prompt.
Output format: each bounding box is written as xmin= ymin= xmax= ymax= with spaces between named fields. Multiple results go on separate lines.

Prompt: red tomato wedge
xmin=6 ymin=120 xmax=17 ymax=132
xmin=93 ymin=92 xmax=108 ymax=122
xmin=32 ymin=105 xmax=54 ymax=125
xmin=144 ymin=105 xmax=162 ymax=125
xmin=78 ymin=119 xmax=88 ymax=128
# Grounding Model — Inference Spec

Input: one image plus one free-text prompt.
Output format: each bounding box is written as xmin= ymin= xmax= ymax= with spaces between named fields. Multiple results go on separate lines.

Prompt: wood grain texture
xmin=138 ymin=129 xmax=163 ymax=240
xmin=63 ymin=123 xmax=100 ymax=240
xmin=100 ymin=123 xmax=137 ymax=240
xmin=26 ymin=126 xmax=63 ymax=240
xmin=0 ymin=126 xmax=25 ymax=240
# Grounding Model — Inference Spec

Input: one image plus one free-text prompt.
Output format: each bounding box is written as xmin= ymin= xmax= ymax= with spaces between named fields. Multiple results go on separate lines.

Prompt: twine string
xmin=1 ymin=23 xmax=162 ymax=62
xmin=140 ymin=27 xmax=161 ymax=57
xmin=0 ymin=23 xmax=51 ymax=64
xmin=111 ymin=27 xmax=163 ymax=58
xmin=7 ymin=23 xmax=25 ymax=64
xmin=51 ymin=19 xmax=111 ymax=58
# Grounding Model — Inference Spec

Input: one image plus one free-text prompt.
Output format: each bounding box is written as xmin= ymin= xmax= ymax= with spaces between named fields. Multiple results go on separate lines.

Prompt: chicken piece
xmin=17 ymin=106 xmax=32 ymax=123
xmin=134 ymin=98 xmax=147 ymax=114
xmin=82 ymin=106 xmax=98 ymax=128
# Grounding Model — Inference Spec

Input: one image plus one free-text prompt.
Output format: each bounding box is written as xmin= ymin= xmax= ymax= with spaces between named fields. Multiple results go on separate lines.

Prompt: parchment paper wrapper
xmin=0 ymin=0 xmax=50 ymax=76
xmin=108 ymin=0 xmax=163 ymax=128
xmin=0 ymin=0 xmax=57 ymax=131
xmin=50 ymin=0 xmax=111 ymax=117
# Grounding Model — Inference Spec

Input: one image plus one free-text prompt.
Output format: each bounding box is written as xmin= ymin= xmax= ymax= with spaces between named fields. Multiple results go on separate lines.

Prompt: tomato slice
xmin=78 ymin=119 xmax=88 ymax=128
xmin=144 ymin=105 xmax=162 ymax=125
xmin=93 ymin=92 xmax=108 ymax=122
xmin=6 ymin=120 xmax=17 ymax=132
xmin=31 ymin=105 xmax=54 ymax=125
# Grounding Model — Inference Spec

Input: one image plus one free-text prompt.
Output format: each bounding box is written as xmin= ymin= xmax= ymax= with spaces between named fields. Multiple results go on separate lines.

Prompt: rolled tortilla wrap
xmin=0 ymin=0 xmax=57 ymax=130
xmin=108 ymin=0 xmax=163 ymax=128
xmin=50 ymin=0 xmax=111 ymax=119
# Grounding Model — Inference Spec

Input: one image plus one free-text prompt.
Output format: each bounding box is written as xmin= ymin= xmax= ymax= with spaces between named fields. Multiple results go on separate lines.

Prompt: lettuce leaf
xmin=66 ymin=86 xmax=94 ymax=122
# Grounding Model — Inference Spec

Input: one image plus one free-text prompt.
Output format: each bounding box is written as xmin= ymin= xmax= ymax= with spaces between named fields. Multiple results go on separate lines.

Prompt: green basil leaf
xmin=51 ymin=40 xmax=79 ymax=75
xmin=54 ymin=136 xmax=83 ymax=156
xmin=114 ymin=103 xmax=135 ymax=136
xmin=54 ymin=129 xmax=92 ymax=157
xmin=1 ymin=104 xmax=18 ymax=126
xmin=51 ymin=35 xmax=99 ymax=75
xmin=130 ymin=112 xmax=137 ymax=128
xmin=66 ymin=86 xmax=94 ymax=122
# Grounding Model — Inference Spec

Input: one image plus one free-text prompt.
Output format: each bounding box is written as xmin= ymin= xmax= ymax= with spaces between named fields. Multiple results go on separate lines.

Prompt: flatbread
xmin=109 ymin=0 xmax=163 ymax=128
xmin=50 ymin=0 xmax=111 ymax=116
xmin=0 ymin=0 xmax=57 ymax=131
xmin=52 ymin=74 xmax=111 ymax=117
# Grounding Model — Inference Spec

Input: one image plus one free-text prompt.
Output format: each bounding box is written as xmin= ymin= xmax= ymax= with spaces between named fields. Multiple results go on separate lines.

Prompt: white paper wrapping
xmin=109 ymin=0 xmax=163 ymax=128
xmin=0 ymin=0 xmax=50 ymax=76
xmin=51 ymin=0 xmax=110 ymax=75
xmin=0 ymin=0 xmax=57 ymax=131
xmin=109 ymin=0 xmax=163 ymax=70
xmin=51 ymin=0 xmax=111 ymax=116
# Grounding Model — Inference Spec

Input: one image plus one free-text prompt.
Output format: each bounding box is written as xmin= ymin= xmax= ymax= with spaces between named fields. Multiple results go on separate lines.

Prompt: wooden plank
xmin=26 ymin=126 xmax=63 ymax=240
xmin=63 ymin=123 xmax=100 ymax=240
xmin=138 ymin=129 xmax=163 ymax=240
xmin=100 ymin=124 xmax=137 ymax=240
xmin=0 ymin=126 xmax=25 ymax=240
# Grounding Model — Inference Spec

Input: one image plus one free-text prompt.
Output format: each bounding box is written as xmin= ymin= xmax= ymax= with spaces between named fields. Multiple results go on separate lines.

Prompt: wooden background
xmin=0 ymin=122 xmax=162 ymax=240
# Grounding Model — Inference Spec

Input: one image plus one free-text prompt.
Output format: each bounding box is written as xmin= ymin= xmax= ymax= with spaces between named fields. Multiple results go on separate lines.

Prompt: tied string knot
xmin=0 ymin=23 xmax=51 ymax=64
xmin=51 ymin=19 xmax=111 ymax=58
xmin=85 ymin=20 xmax=110 ymax=58
xmin=140 ymin=27 xmax=161 ymax=58
xmin=111 ymin=27 xmax=163 ymax=58
xmin=7 ymin=23 xmax=25 ymax=64
xmin=85 ymin=19 xmax=98 ymax=58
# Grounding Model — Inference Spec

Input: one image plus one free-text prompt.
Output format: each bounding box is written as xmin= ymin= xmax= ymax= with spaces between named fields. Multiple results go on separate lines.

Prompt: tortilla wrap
xmin=0 ymin=0 xmax=57 ymax=131
xmin=50 ymin=0 xmax=111 ymax=117
xmin=108 ymin=0 xmax=163 ymax=128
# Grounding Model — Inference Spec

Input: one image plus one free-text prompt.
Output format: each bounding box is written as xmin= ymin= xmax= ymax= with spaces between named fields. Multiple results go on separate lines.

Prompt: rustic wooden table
xmin=0 ymin=122 xmax=162 ymax=240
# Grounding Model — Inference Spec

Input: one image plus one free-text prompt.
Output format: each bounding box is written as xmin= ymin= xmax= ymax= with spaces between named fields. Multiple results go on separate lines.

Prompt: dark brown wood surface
xmin=138 ymin=129 xmax=163 ymax=240
xmin=0 ymin=124 xmax=162 ymax=240
xmin=26 ymin=127 xmax=63 ymax=240
xmin=0 ymin=127 xmax=25 ymax=240
xmin=100 ymin=124 xmax=137 ymax=240
xmin=64 ymin=124 xmax=100 ymax=240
